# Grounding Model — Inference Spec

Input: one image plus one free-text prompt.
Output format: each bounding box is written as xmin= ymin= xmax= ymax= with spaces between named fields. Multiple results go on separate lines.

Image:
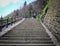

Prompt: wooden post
xmin=6 ymin=18 xmax=8 ymax=28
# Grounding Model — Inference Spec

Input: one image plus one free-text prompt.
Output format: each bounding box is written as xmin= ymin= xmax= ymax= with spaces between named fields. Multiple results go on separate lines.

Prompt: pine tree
xmin=24 ymin=1 xmax=27 ymax=7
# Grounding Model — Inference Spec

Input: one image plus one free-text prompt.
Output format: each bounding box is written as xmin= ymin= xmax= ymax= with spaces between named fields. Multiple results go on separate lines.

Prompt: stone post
xmin=6 ymin=18 xmax=8 ymax=28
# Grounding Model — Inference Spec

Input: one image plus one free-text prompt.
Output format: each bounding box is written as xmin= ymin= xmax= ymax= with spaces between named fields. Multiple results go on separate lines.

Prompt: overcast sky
xmin=0 ymin=0 xmax=35 ymax=17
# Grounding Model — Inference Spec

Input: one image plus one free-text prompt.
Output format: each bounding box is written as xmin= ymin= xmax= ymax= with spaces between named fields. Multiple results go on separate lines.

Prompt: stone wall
xmin=44 ymin=0 xmax=60 ymax=40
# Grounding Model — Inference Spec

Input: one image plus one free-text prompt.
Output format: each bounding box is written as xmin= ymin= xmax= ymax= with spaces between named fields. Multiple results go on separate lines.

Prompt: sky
xmin=0 ymin=0 xmax=35 ymax=17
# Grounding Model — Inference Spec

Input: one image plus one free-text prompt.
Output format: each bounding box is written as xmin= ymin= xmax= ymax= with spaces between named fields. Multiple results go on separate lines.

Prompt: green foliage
xmin=25 ymin=13 xmax=29 ymax=18
xmin=42 ymin=4 xmax=48 ymax=14
xmin=36 ymin=0 xmax=51 ymax=19
xmin=28 ymin=5 xmax=32 ymax=11
xmin=36 ymin=14 xmax=41 ymax=19
xmin=25 ymin=4 xmax=33 ymax=18
xmin=2 ymin=19 xmax=6 ymax=25
xmin=28 ymin=5 xmax=32 ymax=17
xmin=42 ymin=0 xmax=50 ymax=14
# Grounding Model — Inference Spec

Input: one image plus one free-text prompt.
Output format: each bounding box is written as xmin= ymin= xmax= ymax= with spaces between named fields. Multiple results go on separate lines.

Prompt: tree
xmin=16 ymin=10 xmax=19 ymax=16
xmin=36 ymin=0 xmax=47 ymax=11
xmin=24 ymin=1 xmax=27 ymax=7
xmin=28 ymin=4 xmax=33 ymax=17
xmin=23 ymin=1 xmax=27 ymax=18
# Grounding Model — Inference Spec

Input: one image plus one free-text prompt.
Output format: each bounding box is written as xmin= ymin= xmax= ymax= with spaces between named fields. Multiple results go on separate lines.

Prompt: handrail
xmin=0 ymin=15 xmax=23 ymax=31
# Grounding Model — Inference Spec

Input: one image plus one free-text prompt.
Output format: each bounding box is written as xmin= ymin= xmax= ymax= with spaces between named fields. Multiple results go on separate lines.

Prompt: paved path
xmin=0 ymin=18 xmax=56 ymax=46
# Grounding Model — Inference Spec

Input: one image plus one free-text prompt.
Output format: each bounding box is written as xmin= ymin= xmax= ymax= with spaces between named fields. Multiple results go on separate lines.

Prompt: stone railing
xmin=0 ymin=15 xmax=23 ymax=32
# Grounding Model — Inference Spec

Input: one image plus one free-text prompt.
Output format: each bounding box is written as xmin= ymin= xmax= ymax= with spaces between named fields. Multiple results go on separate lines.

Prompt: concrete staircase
xmin=0 ymin=18 xmax=56 ymax=46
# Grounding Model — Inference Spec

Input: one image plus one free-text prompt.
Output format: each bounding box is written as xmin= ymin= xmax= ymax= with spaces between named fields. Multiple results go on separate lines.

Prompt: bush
xmin=36 ymin=14 xmax=42 ymax=19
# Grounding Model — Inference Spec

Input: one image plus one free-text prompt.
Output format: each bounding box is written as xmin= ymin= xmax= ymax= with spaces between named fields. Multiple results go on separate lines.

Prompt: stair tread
xmin=0 ymin=37 xmax=51 ymax=40
xmin=0 ymin=40 xmax=52 ymax=42
xmin=1 ymin=36 xmax=50 ymax=38
xmin=3 ymin=35 xmax=49 ymax=37
xmin=0 ymin=41 xmax=53 ymax=44
xmin=3 ymin=34 xmax=49 ymax=36
xmin=0 ymin=43 xmax=55 ymax=45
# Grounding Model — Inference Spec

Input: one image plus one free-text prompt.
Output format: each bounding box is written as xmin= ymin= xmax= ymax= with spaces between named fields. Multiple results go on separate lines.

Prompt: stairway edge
xmin=40 ymin=20 xmax=59 ymax=46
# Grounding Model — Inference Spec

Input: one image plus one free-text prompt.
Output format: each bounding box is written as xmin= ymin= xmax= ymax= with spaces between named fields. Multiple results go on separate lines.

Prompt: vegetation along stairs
xmin=0 ymin=18 xmax=56 ymax=46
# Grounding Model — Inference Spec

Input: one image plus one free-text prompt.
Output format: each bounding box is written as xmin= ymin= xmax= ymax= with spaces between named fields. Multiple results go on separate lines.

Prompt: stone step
xmin=4 ymin=33 xmax=48 ymax=36
xmin=6 ymin=30 xmax=47 ymax=32
xmin=3 ymin=35 xmax=49 ymax=37
xmin=0 ymin=44 xmax=55 ymax=46
xmin=9 ymin=30 xmax=46 ymax=32
xmin=4 ymin=30 xmax=48 ymax=35
xmin=5 ymin=33 xmax=48 ymax=36
xmin=11 ymin=27 xmax=45 ymax=32
xmin=7 ymin=30 xmax=47 ymax=34
xmin=0 ymin=37 xmax=51 ymax=41
xmin=0 ymin=40 xmax=52 ymax=43
xmin=0 ymin=37 xmax=51 ymax=40
xmin=0 ymin=40 xmax=53 ymax=44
